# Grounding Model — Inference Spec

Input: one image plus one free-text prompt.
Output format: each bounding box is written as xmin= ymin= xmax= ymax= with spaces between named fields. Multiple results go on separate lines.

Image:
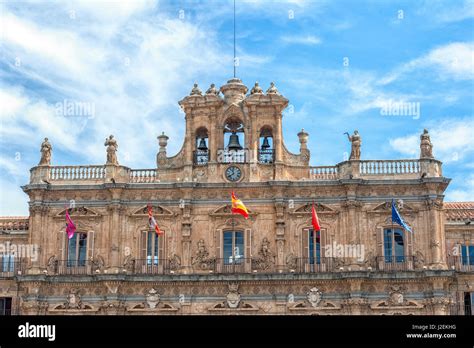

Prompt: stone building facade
xmin=0 ymin=78 xmax=473 ymax=315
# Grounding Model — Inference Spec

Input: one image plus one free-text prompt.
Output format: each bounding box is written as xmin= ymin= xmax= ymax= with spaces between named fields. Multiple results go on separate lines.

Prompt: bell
xmin=227 ymin=132 xmax=242 ymax=150
xmin=197 ymin=137 xmax=208 ymax=151
xmin=261 ymin=137 xmax=270 ymax=150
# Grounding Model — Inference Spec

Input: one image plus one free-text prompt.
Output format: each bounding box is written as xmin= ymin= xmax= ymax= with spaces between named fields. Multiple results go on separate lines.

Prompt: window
xmin=384 ymin=228 xmax=405 ymax=262
xmin=1 ymin=255 xmax=15 ymax=272
xmin=0 ymin=298 xmax=12 ymax=316
xmin=67 ymin=232 xmax=87 ymax=267
xmin=308 ymin=229 xmax=321 ymax=264
xmin=146 ymin=231 xmax=160 ymax=265
xmin=461 ymin=245 xmax=474 ymax=265
xmin=223 ymin=231 xmax=244 ymax=264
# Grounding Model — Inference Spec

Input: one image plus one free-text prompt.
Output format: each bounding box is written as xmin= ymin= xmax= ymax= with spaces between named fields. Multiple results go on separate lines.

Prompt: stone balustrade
xmin=310 ymin=166 xmax=338 ymax=180
xmin=129 ymin=169 xmax=159 ymax=183
xmin=50 ymin=165 xmax=106 ymax=181
xmin=28 ymin=158 xmax=442 ymax=185
xmin=359 ymin=159 xmax=420 ymax=175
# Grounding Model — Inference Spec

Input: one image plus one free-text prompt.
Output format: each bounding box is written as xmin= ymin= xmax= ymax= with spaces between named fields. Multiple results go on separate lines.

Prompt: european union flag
xmin=391 ymin=200 xmax=412 ymax=233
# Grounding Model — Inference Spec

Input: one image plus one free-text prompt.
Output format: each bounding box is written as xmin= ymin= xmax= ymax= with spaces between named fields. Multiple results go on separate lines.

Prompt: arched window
xmin=194 ymin=127 xmax=209 ymax=165
xmin=258 ymin=126 xmax=274 ymax=163
xmin=220 ymin=117 xmax=246 ymax=163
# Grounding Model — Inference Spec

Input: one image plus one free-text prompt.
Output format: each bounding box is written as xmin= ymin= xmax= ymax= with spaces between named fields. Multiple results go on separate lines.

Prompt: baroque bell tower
xmin=156 ymin=78 xmax=310 ymax=183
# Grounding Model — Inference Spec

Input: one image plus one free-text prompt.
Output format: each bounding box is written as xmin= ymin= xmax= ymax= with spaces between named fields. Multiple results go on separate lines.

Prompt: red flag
xmin=147 ymin=204 xmax=163 ymax=235
xmin=311 ymin=203 xmax=321 ymax=231
xmin=65 ymin=208 xmax=76 ymax=240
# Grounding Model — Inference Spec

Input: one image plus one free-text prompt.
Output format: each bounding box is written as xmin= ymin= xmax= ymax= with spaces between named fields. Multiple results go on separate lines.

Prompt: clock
xmin=225 ymin=166 xmax=242 ymax=182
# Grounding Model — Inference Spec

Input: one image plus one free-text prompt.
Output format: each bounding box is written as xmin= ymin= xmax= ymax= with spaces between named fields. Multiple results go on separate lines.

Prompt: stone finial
xmin=157 ymin=132 xmax=169 ymax=152
xmin=297 ymin=129 xmax=309 ymax=149
xmin=38 ymin=137 xmax=52 ymax=166
xmin=420 ymin=128 xmax=434 ymax=159
xmin=266 ymin=82 xmax=279 ymax=95
xmin=250 ymin=81 xmax=263 ymax=95
xmin=345 ymin=130 xmax=361 ymax=160
xmin=104 ymin=135 xmax=119 ymax=165
xmin=190 ymin=83 xmax=202 ymax=96
xmin=205 ymin=83 xmax=219 ymax=96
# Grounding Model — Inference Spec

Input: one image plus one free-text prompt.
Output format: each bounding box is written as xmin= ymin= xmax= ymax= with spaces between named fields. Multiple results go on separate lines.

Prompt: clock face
xmin=225 ymin=166 xmax=242 ymax=182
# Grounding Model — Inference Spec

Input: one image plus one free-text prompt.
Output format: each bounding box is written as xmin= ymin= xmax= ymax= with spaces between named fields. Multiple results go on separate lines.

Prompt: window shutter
xmin=321 ymin=228 xmax=327 ymax=258
xmin=140 ymin=231 xmax=147 ymax=259
xmin=215 ymin=229 xmax=222 ymax=259
xmin=159 ymin=232 xmax=165 ymax=261
xmin=303 ymin=228 xmax=309 ymax=258
xmin=245 ymin=229 xmax=251 ymax=258
xmin=57 ymin=231 xmax=65 ymax=260
xmin=406 ymin=230 xmax=413 ymax=257
xmin=87 ymin=231 xmax=95 ymax=260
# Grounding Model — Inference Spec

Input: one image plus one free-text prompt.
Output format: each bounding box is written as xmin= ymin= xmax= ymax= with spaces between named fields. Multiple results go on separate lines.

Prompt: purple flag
xmin=65 ymin=209 xmax=76 ymax=239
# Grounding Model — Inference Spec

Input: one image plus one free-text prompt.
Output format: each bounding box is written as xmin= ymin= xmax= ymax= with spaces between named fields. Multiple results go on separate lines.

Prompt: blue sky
xmin=1 ymin=0 xmax=473 ymax=215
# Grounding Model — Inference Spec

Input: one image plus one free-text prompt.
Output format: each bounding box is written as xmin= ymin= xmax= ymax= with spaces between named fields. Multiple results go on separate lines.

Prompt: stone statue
xmin=252 ymin=237 xmax=275 ymax=270
xmin=420 ymin=129 xmax=434 ymax=158
xmin=38 ymin=138 xmax=52 ymax=166
xmin=345 ymin=130 xmax=361 ymax=160
xmin=205 ymin=83 xmax=219 ymax=95
xmin=266 ymin=82 xmax=279 ymax=95
xmin=250 ymin=82 xmax=263 ymax=94
xmin=190 ymin=83 xmax=202 ymax=96
xmin=104 ymin=135 xmax=118 ymax=165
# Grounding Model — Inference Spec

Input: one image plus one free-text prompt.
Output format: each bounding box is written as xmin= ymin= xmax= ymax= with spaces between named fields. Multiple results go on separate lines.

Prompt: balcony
xmin=217 ymin=148 xmax=248 ymax=163
xmin=374 ymin=256 xmax=415 ymax=272
xmin=258 ymin=149 xmax=275 ymax=164
xmin=447 ymin=256 xmax=474 ymax=272
xmin=50 ymin=260 xmax=95 ymax=275
xmin=133 ymin=259 xmax=172 ymax=275
xmin=0 ymin=257 xmax=26 ymax=277
xmin=193 ymin=150 xmax=209 ymax=165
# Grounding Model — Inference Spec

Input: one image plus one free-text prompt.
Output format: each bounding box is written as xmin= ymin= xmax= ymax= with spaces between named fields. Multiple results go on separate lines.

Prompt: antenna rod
xmin=233 ymin=0 xmax=236 ymax=78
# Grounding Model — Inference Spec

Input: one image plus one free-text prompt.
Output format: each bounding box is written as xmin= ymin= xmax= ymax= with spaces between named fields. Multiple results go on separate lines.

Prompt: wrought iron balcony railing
xmin=447 ymin=256 xmax=474 ymax=272
xmin=217 ymin=148 xmax=248 ymax=163
xmin=133 ymin=259 xmax=172 ymax=274
xmin=193 ymin=150 xmax=209 ymax=165
xmin=50 ymin=260 xmax=95 ymax=275
xmin=374 ymin=256 xmax=415 ymax=271
xmin=258 ymin=149 xmax=275 ymax=164
xmin=0 ymin=257 xmax=26 ymax=277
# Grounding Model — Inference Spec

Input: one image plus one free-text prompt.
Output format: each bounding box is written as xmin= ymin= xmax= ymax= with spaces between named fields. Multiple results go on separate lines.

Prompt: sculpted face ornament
xmin=307 ymin=287 xmax=322 ymax=307
xmin=226 ymin=282 xmax=241 ymax=308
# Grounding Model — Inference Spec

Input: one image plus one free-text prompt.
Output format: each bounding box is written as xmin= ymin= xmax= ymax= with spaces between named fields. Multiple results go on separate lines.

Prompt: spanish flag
xmin=147 ymin=204 xmax=163 ymax=235
xmin=231 ymin=192 xmax=249 ymax=219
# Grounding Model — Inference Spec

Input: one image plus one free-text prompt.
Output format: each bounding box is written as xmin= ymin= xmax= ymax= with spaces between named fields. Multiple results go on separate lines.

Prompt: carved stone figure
xmin=266 ymin=82 xmax=279 ymax=95
xmin=252 ymin=237 xmax=275 ymax=270
xmin=345 ymin=130 xmax=361 ymax=160
xmin=307 ymin=287 xmax=322 ymax=307
xmin=104 ymin=135 xmax=118 ymax=165
xmin=123 ymin=255 xmax=135 ymax=272
xmin=420 ymin=129 xmax=434 ymax=158
xmin=192 ymin=239 xmax=215 ymax=270
xmin=46 ymin=255 xmax=58 ymax=273
xmin=169 ymin=254 xmax=181 ymax=271
xmin=205 ymin=83 xmax=219 ymax=95
xmin=91 ymin=255 xmax=105 ymax=272
xmin=286 ymin=253 xmax=297 ymax=270
xmin=190 ymin=83 xmax=202 ymax=96
xmin=226 ymin=282 xmax=241 ymax=308
xmin=146 ymin=288 xmax=160 ymax=309
xmin=250 ymin=82 xmax=263 ymax=94
xmin=38 ymin=138 xmax=52 ymax=166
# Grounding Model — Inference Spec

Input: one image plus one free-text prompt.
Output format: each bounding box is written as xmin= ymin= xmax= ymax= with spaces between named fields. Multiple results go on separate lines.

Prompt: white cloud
xmin=389 ymin=118 xmax=474 ymax=163
xmin=281 ymin=35 xmax=321 ymax=46
xmin=379 ymin=42 xmax=474 ymax=85
xmin=445 ymin=174 xmax=474 ymax=201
